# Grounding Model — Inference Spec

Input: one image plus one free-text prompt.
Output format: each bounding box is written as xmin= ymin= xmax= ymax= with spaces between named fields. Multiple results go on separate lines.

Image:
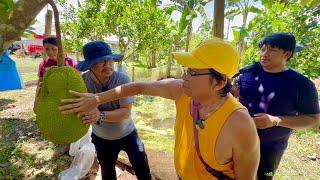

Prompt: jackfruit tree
xmin=1 ymin=0 xmax=89 ymax=143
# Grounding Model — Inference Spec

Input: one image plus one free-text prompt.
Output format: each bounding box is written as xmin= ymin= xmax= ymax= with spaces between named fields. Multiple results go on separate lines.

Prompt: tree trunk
xmin=185 ymin=21 xmax=192 ymax=52
xmin=166 ymin=58 xmax=172 ymax=78
xmin=226 ymin=18 xmax=231 ymax=40
xmin=118 ymin=36 xmax=125 ymax=72
xmin=43 ymin=9 xmax=53 ymax=59
xmin=48 ymin=0 xmax=64 ymax=67
xmin=166 ymin=46 xmax=173 ymax=78
xmin=151 ymin=49 xmax=156 ymax=68
xmin=0 ymin=0 xmax=50 ymax=56
xmin=213 ymin=0 xmax=225 ymax=38
xmin=44 ymin=9 xmax=53 ymax=36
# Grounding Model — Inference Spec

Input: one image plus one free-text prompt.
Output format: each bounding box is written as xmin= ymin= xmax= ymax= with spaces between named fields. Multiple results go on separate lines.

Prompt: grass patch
xmin=0 ymin=143 xmax=36 ymax=178
xmin=133 ymin=95 xmax=176 ymax=154
xmin=0 ymin=98 xmax=16 ymax=111
xmin=275 ymin=129 xmax=320 ymax=179
xmin=10 ymin=56 xmax=41 ymax=74
xmin=20 ymin=72 xmax=37 ymax=82
xmin=0 ymin=117 xmax=71 ymax=179
xmin=137 ymin=128 xmax=174 ymax=154
xmin=0 ymin=120 xmax=15 ymax=137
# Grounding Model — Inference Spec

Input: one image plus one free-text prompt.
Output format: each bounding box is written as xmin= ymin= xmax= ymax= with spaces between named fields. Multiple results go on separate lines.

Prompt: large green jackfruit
xmin=35 ymin=67 xmax=89 ymax=144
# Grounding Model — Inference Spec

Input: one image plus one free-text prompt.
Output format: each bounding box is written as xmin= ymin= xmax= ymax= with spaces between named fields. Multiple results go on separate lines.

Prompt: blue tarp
xmin=0 ymin=51 xmax=23 ymax=91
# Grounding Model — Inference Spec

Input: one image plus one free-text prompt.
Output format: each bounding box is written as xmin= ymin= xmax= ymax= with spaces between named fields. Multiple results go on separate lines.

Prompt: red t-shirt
xmin=37 ymin=57 xmax=78 ymax=78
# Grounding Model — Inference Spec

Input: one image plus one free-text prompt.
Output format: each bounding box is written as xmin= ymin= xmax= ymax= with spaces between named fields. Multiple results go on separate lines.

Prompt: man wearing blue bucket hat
xmin=77 ymin=41 xmax=151 ymax=180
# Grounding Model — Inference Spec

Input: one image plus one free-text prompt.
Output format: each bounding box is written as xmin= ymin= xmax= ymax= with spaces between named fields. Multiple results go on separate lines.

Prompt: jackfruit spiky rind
xmin=35 ymin=67 xmax=89 ymax=144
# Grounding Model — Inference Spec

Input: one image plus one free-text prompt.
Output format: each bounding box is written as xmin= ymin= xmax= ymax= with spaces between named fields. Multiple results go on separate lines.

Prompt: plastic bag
xmin=59 ymin=143 xmax=96 ymax=180
xmin=69 ymin=126 xmax=92 ymax=157
xmin=59 ymin=127 xmax=96 ymax=180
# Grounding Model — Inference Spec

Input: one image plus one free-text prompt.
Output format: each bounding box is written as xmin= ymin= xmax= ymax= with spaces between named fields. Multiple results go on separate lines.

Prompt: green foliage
xmin=60 ymin=2 xmax=85 ymax=55
xmin=174 ymin=0 xmax=210 ymax=51
xmin=227 ymin=0 xmax=261 ymax=56
xmin=0 ymin=0 xmax=14 ymax=23
xmin=243 ymin=0 xmax=320 ymax=78
xmin=60 ymin=0 xmax=177 ymax=68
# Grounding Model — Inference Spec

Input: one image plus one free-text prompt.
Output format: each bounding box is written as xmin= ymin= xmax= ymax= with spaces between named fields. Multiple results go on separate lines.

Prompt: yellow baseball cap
xmin=172 ymin=37 xmax=240 ymax=78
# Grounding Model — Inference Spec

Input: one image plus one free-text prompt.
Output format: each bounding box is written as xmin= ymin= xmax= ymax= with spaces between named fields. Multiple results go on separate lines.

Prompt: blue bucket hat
xmin=77 ymin=41 xmax=124 ymax=71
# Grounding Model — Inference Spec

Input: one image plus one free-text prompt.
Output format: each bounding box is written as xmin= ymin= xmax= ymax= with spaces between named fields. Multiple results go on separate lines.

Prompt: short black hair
xmin=209 ymin=69 xmax=232 ymax=97
xmin=43 ymin=36 xmax=57 ymax=46
xmin=258 ymin=33 xmax=296 ymax=60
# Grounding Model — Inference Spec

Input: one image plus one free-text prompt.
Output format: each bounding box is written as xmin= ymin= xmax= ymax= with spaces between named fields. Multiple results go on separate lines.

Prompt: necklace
xmin=199 ymin=95 xmax=228 ymax=120
xmin=194 ymin=96 xmax=228 ymax=129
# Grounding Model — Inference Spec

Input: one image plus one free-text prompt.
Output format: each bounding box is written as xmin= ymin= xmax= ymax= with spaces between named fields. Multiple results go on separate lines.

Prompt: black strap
xmin=232 ymin=61 xmax=261 ymax=79
xmin=191 ymin=100 xmax=234 ymax=180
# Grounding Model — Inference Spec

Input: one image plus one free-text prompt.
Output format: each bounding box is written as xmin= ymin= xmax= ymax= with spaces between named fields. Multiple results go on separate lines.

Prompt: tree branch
xmin=0 ymin=0 xmax=50 ymax=55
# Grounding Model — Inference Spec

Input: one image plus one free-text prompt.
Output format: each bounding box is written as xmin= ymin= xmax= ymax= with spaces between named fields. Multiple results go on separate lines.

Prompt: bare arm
xmin=81 ymin=104 xmax=132 ymax=125
xmin=278 ymin=114 xmax=320 ymax=129
xmin=253 ymin=113 xmax=320 ymax=130
xmin=59 ymin=78 xmax=183 ymax=116
xmin=103 ymin=103 xmax=132 ymax=122
xmin=230 ymin=110 xmax=260 ymax=180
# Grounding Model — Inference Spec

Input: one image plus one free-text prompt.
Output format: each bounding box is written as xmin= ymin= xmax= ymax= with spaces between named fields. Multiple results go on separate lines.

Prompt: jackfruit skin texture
xmin=35 ymin=67 xmax=89 ymax=144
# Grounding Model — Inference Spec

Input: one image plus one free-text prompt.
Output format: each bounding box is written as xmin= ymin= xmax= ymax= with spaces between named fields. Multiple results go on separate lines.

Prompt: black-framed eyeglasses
xmin=183 ymin=68 xmax=215 ymax=77
xmin=96 ymin=59 xmax=114 ymax=67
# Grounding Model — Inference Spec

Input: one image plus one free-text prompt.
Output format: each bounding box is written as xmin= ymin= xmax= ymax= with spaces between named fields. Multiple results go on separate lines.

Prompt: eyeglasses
xmin=96 ymin=59 xmax=114 ymax=67
xmin=183 ymin=68 xmax=216 ymax=77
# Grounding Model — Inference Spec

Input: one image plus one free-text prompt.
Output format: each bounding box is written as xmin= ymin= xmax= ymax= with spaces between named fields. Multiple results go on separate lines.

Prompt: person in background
xmin=235 ymin=33 xmax=320 ymax=179
xmin=33 ymin=35 xmax=78 ymax=157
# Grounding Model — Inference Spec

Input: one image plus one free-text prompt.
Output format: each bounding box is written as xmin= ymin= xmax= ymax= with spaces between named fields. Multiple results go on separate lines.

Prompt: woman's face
xmin=44 ymin=43 xmax=58 ymax=60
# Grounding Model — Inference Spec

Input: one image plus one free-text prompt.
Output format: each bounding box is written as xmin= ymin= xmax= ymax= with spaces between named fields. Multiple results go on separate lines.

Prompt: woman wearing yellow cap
xmin=59 ymin=38 xmax=260 ymax=180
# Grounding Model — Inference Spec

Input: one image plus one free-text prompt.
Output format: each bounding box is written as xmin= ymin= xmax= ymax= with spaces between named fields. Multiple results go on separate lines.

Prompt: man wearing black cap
xmin=77 ymin=41 xmax=151 ymax=180
xmin=235 ymin=33 xmax=320 ymax=179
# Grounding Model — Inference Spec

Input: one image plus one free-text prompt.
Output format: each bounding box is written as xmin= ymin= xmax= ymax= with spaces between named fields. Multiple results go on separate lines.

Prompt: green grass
xmin=0 ymin=88 xmax=72 ymax=179
xmin=9 ymin=55 xmax=41 ymax=82
xmin=10 ymin=56 xmax=41 ymax=74
xmin=276 ymin=129 xmax=320 ymax=179
xmin=20 ymin=72 xmax=37 ymax=82
xmin=133 ymin=96 xmax=175 ymax=154
xmin=0 ymin=117 xmax=71 ymax=179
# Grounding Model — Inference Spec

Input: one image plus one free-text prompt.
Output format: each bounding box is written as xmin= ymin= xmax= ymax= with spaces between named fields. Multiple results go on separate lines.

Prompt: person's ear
xmin=213 ymin=75 xmax=227 ymax=92
xmin=284 ymin=51 xmax=292 ymax=60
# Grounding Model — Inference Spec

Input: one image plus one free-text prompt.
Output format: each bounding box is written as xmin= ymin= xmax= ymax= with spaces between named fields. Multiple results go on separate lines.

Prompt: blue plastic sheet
xmin=0 ymin=51 xmax=23 ymax=91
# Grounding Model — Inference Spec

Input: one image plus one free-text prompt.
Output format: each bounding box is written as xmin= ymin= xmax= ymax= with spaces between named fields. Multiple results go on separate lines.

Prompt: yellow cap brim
xmin=172 ymin=52 xmax=210 ymax=69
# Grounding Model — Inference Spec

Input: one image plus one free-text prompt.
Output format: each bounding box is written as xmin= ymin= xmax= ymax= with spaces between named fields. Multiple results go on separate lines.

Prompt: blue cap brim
xmin=295 ymin=44 xmax=304 ymax=52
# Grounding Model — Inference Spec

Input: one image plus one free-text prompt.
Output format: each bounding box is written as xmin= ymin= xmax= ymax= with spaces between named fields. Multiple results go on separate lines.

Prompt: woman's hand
xmin=82 ymin=108 xmax=100 ymax=125
xmin=59 ymin=90 xmax=100 ymax=117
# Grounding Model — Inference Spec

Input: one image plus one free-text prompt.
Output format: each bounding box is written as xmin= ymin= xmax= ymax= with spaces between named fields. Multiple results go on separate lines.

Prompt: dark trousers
xmin=257 ymin=140 xmax=288 ymax=180
xmin=92 ymin=130 xmax=151 ymax=180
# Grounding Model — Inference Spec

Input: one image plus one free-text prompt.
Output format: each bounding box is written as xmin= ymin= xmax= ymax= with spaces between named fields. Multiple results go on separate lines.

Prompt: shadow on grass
xmin=0 ymin=117 xmax=72 ymax=179
xmin=0 ymin=98 xmax=16 ymax=111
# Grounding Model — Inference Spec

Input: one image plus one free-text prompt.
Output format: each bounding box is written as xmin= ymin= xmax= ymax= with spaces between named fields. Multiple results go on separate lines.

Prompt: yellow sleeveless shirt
xmin=174 ymin=94 xmax=245 ymax=179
